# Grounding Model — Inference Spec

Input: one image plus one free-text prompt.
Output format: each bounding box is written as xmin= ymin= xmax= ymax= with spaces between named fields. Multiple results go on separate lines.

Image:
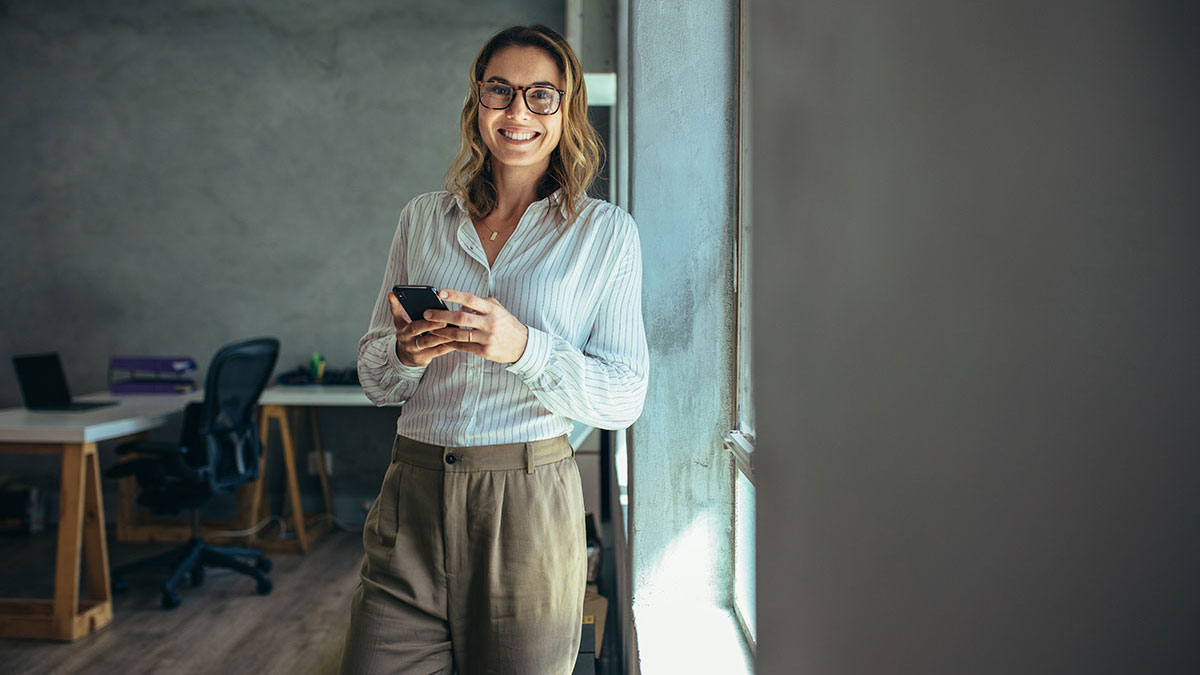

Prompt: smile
xmin=499 ymin=129 xmax=540 ymax=141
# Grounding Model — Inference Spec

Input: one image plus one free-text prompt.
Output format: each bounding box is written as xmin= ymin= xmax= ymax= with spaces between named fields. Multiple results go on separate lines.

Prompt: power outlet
xmin=307 ymin=450 xmax=333 ymax=476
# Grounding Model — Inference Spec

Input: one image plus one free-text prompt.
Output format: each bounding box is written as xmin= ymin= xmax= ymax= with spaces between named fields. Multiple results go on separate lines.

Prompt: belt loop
xmin=391 ymin=434 xmax=400 ymax=462
xmin=526 ymin=442 xmax=535 ymax=474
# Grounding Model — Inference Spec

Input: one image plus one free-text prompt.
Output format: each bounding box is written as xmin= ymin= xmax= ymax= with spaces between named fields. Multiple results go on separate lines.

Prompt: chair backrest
xmin=190 ymin=337 xmax=279 ymax=492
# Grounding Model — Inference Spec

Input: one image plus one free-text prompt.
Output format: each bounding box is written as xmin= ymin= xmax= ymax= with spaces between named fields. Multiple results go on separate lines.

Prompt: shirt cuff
xmin=506 ymin=326 xmax=552 ymax=380
xmin=386 ymin=334 xmax=428 ymax=380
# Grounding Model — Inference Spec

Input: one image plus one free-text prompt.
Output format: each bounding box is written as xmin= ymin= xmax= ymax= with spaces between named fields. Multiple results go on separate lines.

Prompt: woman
xmin=340 ymin=24 xmax=649 ymax=675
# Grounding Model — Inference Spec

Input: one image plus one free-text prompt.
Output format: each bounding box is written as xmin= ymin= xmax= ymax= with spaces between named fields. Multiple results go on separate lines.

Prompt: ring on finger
xmin=415 ymin=336 xmax=422 ymax=350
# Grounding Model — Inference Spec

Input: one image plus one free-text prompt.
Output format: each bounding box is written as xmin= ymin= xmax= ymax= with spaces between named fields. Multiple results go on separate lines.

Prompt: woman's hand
xmin=389 ymin=291 xmax=454 ymax=367
xmin=425 ymin=289 xmax=529 ymax=364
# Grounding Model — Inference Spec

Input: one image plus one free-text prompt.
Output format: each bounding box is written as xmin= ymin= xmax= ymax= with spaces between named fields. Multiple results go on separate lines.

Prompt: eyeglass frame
xmin=476 ymin=80 xmax=566 ymax=116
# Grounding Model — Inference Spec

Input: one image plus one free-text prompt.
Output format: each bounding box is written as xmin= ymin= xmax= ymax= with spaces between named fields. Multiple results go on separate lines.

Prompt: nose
xmin=505 ymin=92 xmax=532 ymax=119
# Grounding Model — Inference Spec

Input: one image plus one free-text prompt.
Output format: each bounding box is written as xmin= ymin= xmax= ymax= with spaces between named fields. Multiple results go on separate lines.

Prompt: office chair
xmin=105 ymin=337 xmax=280 ymax=609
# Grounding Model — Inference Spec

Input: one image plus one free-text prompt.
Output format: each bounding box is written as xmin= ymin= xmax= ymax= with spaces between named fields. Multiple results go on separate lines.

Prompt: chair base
xmin=112 ymin=536 xmax=273 ymax=610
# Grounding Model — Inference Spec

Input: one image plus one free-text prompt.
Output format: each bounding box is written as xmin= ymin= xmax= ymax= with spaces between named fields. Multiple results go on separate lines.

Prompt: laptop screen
xmin=12 ymin=353 xmax=73 ymax=408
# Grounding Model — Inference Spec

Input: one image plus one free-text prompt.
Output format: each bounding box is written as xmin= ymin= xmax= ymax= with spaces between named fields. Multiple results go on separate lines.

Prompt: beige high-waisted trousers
xmin=338 ymin=434 xmax=586 ymax=675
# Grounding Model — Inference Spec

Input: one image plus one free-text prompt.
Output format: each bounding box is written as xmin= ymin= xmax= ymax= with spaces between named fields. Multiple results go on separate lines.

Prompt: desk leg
xmin=276 ymin=406 xmax=309 ymax=552
xmin=0 ymin=442 xmax=111 ymax=640
xmin=258 ymin=405 xmax=309 ymax=552
xmin=82 ymin=450 xmax=113 ymax=618
xmin=53 ymin=443 xmax=86 ymax=638
xmin=244 ymin=404 xmax=337 ymax=554
xmin=281 ymin=408 xmax=298 ymax=522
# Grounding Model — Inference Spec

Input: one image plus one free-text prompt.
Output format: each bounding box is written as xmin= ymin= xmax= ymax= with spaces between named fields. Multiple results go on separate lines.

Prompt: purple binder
xmin=108 ymin=356 xmax=198 ymax=394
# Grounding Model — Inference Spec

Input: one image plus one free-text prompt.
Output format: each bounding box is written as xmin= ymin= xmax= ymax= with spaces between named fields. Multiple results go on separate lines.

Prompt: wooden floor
xmin=0 ymin=526 xmax=363 ymax=675
xmin=0 ymin=520 xmax=624 ymax=675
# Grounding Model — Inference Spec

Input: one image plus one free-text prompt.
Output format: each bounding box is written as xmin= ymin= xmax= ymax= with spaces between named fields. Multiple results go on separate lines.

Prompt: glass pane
xmin=734 ymin=466 xmax=756 ymax=641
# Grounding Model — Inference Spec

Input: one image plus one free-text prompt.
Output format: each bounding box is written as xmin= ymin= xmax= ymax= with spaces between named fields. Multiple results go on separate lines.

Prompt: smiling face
xmin=477 ymin=45 xmax=565 ymax=175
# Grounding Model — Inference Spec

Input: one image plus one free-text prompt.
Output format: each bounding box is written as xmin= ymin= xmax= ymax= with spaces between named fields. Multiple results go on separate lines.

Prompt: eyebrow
xmin=485 ymin=76 xmax=560 ymax=88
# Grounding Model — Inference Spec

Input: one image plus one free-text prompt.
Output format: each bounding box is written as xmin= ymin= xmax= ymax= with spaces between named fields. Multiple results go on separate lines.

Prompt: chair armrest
xmin=115 ymin=440 xmax=185 ymax=457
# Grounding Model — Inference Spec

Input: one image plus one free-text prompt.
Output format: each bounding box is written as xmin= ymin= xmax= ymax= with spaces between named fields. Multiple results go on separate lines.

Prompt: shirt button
xmin=445 ymin=453 xmax=458 ymax=465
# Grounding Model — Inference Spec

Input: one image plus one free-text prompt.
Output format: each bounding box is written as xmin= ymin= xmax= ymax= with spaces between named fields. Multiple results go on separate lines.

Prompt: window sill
xmin=633 ymin=601 xmax=754 ymax=675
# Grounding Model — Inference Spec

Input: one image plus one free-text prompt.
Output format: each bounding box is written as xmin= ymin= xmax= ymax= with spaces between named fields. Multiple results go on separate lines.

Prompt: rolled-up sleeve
xmin=506 ymin=222 xmax=649 ymax=429
xmin=358 ymin=202 xmax=427 ymax=405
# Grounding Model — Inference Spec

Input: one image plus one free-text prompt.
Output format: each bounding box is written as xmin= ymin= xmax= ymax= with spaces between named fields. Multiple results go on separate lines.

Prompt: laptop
xmin=12 ymin=353 xmax=118 ymax=411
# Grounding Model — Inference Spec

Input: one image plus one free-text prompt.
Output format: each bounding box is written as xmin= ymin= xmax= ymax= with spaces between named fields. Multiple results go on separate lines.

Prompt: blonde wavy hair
xmin=446 ymin=24 xmax=604 ymax=223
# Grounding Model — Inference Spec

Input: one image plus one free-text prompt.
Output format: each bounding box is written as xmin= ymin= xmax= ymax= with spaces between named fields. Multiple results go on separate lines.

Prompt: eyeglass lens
xmin=479 ymin=83 xmax=561 ymax=115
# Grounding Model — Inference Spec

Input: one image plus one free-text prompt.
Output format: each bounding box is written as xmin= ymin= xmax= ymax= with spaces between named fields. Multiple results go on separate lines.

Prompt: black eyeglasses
xmin=477 ymin=81 xmax=565 ymax=116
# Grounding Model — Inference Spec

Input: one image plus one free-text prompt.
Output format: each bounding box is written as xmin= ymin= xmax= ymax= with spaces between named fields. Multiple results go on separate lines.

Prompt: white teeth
xmin=500 ymin=129 xmax=537 ymax=141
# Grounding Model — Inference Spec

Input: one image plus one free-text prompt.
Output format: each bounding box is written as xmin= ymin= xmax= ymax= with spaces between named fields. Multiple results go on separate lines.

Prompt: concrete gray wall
xmin=0 ymin=0 xmax=563 ymax=520
xmin=626 ymin=0 xmax=738 ymax=625
xmin=754 ymin=1 xmax=1200 ymax=673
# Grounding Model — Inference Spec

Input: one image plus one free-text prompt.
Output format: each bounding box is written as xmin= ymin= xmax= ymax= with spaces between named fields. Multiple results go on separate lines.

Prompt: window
xmin=726 ymin=0 xmax=756 ymax=653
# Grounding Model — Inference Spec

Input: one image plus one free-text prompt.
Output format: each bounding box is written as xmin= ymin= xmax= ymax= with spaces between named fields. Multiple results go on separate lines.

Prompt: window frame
xmin=727 ymin=0 xmax=756 ymax=657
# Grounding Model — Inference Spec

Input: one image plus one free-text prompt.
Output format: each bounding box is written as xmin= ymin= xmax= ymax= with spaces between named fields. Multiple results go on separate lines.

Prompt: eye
xmin=529 ymin=88 xmax=555 ymax=101
xmin=485 ymin=83 xmax=512 ymax=97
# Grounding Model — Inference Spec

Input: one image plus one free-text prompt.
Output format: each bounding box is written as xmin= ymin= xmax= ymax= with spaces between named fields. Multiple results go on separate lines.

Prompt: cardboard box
xmin=582 ymin=583 xmax=608 ymax=654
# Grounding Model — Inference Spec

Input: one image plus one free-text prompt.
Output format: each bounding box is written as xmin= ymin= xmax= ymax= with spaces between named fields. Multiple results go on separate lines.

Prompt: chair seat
xmin=137 ymin=482 xmax=213 ymax=515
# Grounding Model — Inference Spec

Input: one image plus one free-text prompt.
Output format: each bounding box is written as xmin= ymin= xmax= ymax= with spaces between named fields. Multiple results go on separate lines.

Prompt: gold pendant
xmin=489 ymin=231 xmax=498 ymax=241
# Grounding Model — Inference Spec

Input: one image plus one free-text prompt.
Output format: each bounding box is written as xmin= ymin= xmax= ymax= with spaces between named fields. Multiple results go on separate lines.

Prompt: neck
xmin=489 ymin=158 xmax=549 ymax=219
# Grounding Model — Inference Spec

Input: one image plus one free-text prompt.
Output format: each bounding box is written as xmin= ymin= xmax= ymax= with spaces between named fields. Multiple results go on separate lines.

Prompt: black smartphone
xmin=391 ymin=285 xmax=456 ymax=326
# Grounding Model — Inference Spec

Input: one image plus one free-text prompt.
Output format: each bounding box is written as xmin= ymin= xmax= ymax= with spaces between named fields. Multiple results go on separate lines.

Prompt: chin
xmin=488 ymin=145 xmax=552 ymax=169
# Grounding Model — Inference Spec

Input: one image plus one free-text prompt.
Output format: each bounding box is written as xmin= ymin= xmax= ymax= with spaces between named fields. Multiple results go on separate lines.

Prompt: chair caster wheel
xmin=162 ymin=592 xmax=182 ymax=610
xmin=255 ymin=557 xmax=272 ymax=573
xmin=112 ymin=578 xmax=128 ymax=593
xmin=190 ymin=567 xmax=205 ymax=587
xmin=256 ymin=578 xmax=273 ymax=595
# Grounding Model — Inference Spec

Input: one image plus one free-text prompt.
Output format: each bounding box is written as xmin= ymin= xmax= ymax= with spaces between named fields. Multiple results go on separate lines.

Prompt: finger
xmin=415 ymin=332 xmax=455 ymax=350
xmin=389 ymin=291 xmax=413 ymax=323
xmin=398 ymin=319 xmax=448 ymax=339
xmin=447 ymin=341 xmax=485 ymax=356
xmin=438 ymin=288 xmax=493 ymax=314
xmin=430 ymin=327 xmax=479 ymax=343
xmin=420 ymin=343 xmax=457 ymax=361
xmin=424 ymin=309 xmax=485 ymax=329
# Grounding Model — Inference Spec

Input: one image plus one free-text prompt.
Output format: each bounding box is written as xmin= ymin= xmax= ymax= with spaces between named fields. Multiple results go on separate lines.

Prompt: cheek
xmin=545 ymin=119 xmax=564 ymax=148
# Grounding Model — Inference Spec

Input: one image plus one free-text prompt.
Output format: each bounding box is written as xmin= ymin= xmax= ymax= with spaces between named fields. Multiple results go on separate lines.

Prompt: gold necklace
xmin=479 ymin=220 xmax=516 ymax=242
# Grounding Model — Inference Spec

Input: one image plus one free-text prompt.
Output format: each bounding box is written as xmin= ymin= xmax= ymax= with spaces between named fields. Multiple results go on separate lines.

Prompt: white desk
xmin=0 ymin=391 xmax=195 ymax=444
xmin=0 ymin=391 xmax=194 ymax=640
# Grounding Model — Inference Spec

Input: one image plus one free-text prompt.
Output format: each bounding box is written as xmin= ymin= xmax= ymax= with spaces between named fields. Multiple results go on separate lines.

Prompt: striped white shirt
xmin=357 ymin=190 xmax=649 ymax=447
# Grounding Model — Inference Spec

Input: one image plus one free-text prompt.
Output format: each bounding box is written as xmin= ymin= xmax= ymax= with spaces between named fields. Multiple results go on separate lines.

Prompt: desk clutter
xmin=0 ymin=475 xmax=46 ymax=535
xmin=275 ymin=352 xmax=359 ymax=386
xmin=108 ymin=355 xmax=198 ymax=394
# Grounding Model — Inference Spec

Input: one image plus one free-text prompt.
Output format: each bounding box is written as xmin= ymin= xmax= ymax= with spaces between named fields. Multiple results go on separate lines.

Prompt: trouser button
xmin=445 ymin=453 xmax=458 ymax=465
